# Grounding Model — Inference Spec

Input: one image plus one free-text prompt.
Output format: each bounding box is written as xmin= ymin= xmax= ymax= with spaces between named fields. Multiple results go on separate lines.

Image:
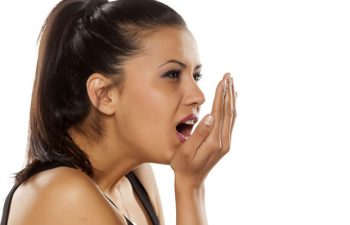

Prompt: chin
xmin=150 ymin=145 xmax=176 ymax=165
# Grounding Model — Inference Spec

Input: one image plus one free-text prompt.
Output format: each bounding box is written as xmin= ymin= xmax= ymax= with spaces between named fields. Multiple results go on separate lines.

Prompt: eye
xmin=193 ymin=73 xmax=203 ymax=82
xmin=162 ymin=70 xmax=181 ymax=80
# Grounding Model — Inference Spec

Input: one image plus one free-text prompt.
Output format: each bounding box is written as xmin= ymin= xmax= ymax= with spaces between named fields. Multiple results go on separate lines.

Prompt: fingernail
xmin=229 ymin=77 xmax=233 ymax=92
xmin=204 ymin=115 xmax=214 ymax=127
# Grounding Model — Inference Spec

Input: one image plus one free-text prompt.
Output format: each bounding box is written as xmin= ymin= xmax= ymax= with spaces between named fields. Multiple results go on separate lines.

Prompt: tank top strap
xmin=126 ymin=171 xmax=160 ymax=225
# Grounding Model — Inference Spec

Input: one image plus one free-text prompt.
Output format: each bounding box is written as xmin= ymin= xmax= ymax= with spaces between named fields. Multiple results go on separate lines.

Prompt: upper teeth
xmin=184 ymin=120 xmax=195 ymax=125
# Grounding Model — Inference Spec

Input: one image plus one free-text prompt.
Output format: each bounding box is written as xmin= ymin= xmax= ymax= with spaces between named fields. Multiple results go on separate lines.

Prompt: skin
xmin=7 ymin=27 xmax=236 ymax=225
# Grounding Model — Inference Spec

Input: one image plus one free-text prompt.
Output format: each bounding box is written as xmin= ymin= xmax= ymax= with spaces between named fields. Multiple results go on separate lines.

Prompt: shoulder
xmin=9 ymin=166 xmax=126 ymax=225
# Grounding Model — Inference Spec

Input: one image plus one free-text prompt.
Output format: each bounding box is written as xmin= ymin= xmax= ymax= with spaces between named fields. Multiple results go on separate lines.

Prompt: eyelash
xmin=193 ymin=73 xmax=203 ymax=82
xmin=163 ymin=70 xmax=203 ymax=82
xmin=163 ymin=70 xmax=181 ymax=79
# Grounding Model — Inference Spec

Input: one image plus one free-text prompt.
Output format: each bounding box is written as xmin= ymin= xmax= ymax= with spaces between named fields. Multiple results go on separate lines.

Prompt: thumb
xmin=184 ymin=114 xmax=215 ymax=151
xmin=170 ymin=114 xmax=215 ymax=171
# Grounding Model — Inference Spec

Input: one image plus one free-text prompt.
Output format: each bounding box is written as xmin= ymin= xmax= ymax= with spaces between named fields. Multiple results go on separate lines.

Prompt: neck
xmin=68 ymin=127 xmax=143 ymax=193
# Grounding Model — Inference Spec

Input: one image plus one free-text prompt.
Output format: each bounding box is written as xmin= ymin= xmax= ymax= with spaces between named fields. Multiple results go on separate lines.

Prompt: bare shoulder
xmin=9 ymin=167 xmax=126 ymax=225
xmin=133 ymin=163 xmax=165 ymax=224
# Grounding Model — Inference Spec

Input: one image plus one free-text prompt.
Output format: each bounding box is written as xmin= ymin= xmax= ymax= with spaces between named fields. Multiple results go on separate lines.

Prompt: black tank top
xmin=0 ymin=161 xmax=159 ymax=225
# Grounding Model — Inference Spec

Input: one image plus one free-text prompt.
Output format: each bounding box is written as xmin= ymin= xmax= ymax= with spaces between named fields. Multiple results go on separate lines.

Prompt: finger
xmin=222 ymin=74 xmax=236 ymax=154
xmin=202 ymin=75 xmax=236 ymax=172
xmin=230 ymin=77 xmax=237 ymax=135
xmin=201 ymin=75 xmax=234 ymax=172
xmin=208 ymin=74 xmax=228 ymax=147
xmin=193 ymin=74 xmax=229 ymax=164
xmin=220 ymin=76 xmax=233 ymax=153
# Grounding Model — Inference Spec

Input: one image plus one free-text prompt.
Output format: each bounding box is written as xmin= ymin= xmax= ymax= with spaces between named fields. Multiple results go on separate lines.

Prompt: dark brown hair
xmin=16 ymin=0 xmax=186 ymax=184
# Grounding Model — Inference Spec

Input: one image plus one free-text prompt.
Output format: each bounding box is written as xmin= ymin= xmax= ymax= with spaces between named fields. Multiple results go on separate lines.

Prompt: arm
xmin=171 ymin=73 xmax=236 ymax=225
xmin=174 ymin=183 xmax=207 ymax=225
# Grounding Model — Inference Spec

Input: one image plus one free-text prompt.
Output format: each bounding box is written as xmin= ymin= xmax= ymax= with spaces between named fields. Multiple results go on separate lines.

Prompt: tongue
xmin=176 ymin=123 xmax=193 ymax=137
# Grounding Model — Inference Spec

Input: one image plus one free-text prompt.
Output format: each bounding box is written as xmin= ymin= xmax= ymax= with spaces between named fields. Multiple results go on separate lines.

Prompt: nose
xmin=182 ymin=78 xmax=205 ymax=107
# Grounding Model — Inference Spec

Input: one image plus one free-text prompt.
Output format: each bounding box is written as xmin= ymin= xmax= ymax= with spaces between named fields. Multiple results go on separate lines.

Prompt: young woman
xmin=1 ymin=0 xmax=236 ymax=224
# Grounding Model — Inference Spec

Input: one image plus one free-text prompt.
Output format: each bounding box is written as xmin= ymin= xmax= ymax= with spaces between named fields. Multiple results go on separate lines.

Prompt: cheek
xmin=121 ymin=83 xmax=178 ymax=161
xmin=122 ymin=82 xmax=176 ymax=138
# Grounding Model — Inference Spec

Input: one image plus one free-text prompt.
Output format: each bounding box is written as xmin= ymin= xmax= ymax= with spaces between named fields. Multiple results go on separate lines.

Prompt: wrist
xmin=174 ymin=176 xmax=205 ymax=194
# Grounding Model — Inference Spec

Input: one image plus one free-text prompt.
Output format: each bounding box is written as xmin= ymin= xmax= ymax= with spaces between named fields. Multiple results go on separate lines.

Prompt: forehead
xmin=137 ymin=27 xmax=201 ymax=67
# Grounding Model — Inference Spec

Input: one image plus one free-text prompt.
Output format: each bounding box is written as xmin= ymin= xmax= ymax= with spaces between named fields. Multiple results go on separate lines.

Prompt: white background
xmin=1 ymin=0 xmax=350 ymax=224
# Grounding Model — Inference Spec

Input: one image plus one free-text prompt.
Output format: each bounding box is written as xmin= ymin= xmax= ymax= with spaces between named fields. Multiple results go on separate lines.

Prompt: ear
xmin=86 ymin=73 xmax=118 ymax=115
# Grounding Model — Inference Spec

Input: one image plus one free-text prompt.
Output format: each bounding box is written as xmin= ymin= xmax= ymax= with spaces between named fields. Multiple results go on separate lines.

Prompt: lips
xmin=176 ymin=114 xmax=198 ymax=143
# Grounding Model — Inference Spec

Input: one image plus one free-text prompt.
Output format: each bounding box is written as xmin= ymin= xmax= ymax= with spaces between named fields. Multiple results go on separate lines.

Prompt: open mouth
xmin=176 ymin=114 xmax=198 ymax=143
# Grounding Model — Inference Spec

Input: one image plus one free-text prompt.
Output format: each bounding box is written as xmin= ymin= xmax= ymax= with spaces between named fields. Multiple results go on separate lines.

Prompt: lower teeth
xmin=178 ymin=132 xmax=188 ymax=140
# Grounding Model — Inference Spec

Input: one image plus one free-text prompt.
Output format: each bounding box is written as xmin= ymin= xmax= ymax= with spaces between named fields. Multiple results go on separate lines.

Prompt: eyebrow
xmin=158 ymin=59 xmax=202 ymax=70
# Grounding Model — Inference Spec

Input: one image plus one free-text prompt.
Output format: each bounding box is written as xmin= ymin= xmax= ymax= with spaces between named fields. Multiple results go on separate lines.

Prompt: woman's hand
xmin=170 ymin=73 xmax=236 ymax=189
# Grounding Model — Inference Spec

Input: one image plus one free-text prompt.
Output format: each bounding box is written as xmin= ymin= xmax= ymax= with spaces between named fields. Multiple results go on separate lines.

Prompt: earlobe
xmin=86 ymin=73 xmax=117 ymax=115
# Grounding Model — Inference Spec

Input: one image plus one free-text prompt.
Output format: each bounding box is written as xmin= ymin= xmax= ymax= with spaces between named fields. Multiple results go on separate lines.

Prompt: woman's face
xmin=113 ymin=27 xmax=205 ymax=164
